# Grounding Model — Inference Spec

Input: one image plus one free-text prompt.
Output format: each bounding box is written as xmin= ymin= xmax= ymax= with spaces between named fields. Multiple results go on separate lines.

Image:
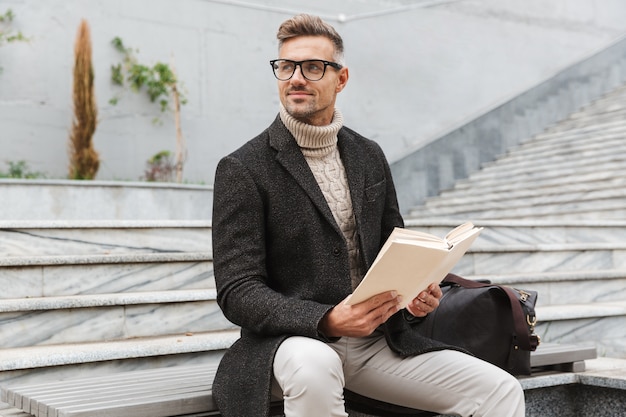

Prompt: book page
xmin=347 ymin=241 xmax=449 ymax=307
xmin=366 ymin=227 xmax=446 ymax=275
xmin=347 ymin=223 xmax=482 ymax=308
xmin=390 ymin=227 xmax=443 ymax=242
xmin=445 ymin=222 xmax=476 ymax=244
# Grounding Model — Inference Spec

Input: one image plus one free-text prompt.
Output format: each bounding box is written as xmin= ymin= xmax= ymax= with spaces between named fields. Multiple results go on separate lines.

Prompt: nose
xmin=290 ymin=64 xmax=307 ymax=84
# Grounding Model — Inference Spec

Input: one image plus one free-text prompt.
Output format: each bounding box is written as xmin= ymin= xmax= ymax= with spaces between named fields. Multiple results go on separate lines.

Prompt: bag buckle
xmin=518 ymin=290 xmax=531 ymax=302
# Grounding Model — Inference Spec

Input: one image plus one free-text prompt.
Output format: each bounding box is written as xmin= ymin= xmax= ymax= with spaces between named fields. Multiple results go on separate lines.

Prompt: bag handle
xmin=443 ymin=273 xmax=539 ymax=351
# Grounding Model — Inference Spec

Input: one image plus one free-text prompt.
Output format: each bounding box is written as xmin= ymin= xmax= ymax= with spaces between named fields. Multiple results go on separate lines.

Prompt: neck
xmin=280 ymin=105 xmax=344 ymax=157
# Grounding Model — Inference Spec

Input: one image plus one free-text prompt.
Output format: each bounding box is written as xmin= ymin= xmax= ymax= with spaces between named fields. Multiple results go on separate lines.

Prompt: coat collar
xmin=268 ymin=115 xmax=365 ymax=236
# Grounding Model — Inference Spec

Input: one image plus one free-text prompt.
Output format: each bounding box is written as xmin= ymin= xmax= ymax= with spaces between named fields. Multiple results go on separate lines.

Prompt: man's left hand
xmin=405 ymin=283 xmax=442 ymax=317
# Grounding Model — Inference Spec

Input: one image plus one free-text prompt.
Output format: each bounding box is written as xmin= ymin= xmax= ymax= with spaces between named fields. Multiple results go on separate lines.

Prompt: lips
xmin=287 ymin=89 xmax=311 ymax=98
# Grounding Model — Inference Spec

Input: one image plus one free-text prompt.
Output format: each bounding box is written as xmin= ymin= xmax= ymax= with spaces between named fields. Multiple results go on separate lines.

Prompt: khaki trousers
xmin=272 ymin=333 xmax=525 ymax=417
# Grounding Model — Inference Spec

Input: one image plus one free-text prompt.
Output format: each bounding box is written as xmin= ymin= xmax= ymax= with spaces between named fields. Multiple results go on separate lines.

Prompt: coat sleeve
xmin=212 ymin=155 xmax=334 ymax=339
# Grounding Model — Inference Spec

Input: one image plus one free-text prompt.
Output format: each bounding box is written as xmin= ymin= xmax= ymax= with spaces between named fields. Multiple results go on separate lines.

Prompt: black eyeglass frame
xmin=269 ymin=59 xmax=343 ymax=81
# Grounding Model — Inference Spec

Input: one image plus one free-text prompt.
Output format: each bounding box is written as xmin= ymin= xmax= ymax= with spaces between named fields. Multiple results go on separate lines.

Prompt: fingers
xmin=406 ymin=299 xmax=428 ymax=317
xmin=406 ymin=285 xmax=441 ymax=317
xmin=322 ymin=291 xmax=402 ymax=338
xmin=368 ymin=291 xmax=401 ymax=311
xmin=359 ymin=291 xmax=402 ymax=331
xmin=428 ymin=283 xmax=443 ymax=300
xmin=365 ymin=291 xmax=402 ymax=323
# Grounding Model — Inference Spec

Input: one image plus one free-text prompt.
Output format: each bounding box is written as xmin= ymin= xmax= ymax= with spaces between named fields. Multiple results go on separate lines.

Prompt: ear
xmin=335 ymin=67 xmax=349 ymax=93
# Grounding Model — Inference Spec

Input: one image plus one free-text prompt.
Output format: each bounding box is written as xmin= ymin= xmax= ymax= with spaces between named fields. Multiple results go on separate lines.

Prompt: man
xmin=212 ymin=14 xmax=525 ymax=417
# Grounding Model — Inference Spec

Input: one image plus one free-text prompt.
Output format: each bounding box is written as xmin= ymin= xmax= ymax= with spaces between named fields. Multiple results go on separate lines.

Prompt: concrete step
xmin=0 ymin=219 xmax=226 ymax=354
xmin=0 ymin=180 xmax=213 ymax=221
xmin=478 ymin=134 xmax=626 ymax=173
xmin=449 ymin=165 xmax=620 ymax=195
xmin=459 ymin=146 xmax=626 ymax=188
xmin=541 ymin=110 xmax=626 ymax=134
xmin=522 ymin=116 xmax=626 ymax=145
xmin=0 ymin=403 xmax=31 ymax=417
xmin=465 ymin=269 xmax=626 ymax=308
xmin=0 ymin=330 xmax=239 ymax=386
xmin=0 ymin=253 xmax=213 ymax=299
xmin=556 ymin=85 xmax=626 ymax=120
xmin=551 ymin=109 xmax=626 ymax=132
xmin=405 ymin=219 xmax=626 ymax=245
xmin=453 ymin=242 xmax=626 ymax=276
xmin=567 ymin=92 xmax=626 ymax=114
xmin=0 ymin=220 xmax=211 ymax=258
xmin=413 ymin=196 xmax=626 ymax=220
xmin=418 ymin=187 xmax=626 ymax=218
xmin=0 ymin=290 xmax=235 ymax=349
xmin=535 ymin=301 xmax=626 ymax=358
xmin=423 ymin=197 xmax=626 ymax=221
xmin=426 ymin=176 xmax=624 ymax=209
xmin=449 ymin=164 xmax=625 ymax=201
xmin=407 ymin=82 xmax=626 ymax=223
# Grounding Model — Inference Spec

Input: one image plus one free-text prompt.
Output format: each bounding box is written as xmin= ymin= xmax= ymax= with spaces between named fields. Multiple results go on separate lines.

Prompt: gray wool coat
xmin=211 ymin=116 xmax=453 ymax=417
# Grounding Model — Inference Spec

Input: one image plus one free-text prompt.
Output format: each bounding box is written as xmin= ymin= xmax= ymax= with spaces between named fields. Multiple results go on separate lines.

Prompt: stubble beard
xmin=284 ymin=99 xmax=318 ymax=124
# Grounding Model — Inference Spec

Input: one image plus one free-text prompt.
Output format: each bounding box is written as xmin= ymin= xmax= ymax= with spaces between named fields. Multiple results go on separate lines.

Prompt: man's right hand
xmin=318 ymin=291 xmax=402 ymax=338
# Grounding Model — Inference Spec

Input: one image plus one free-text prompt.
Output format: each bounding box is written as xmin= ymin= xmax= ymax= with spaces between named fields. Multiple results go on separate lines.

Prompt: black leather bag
xmin=412 ymin=273 xmax=540 ymax=375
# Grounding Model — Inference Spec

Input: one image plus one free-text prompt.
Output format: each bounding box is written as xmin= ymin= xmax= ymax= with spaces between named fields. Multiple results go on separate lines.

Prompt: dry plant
xmin=170 ymin=61 xmax=185 ymax=183
xmin=69 ymin=19 xmax=99 ymax=180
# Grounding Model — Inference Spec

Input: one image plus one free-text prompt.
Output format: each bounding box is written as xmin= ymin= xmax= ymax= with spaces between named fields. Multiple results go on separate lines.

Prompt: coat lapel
xmin=268 ymin=118 xmax=342 ymax=235
xmin=268 ymin=117 xmax=368 ymax=237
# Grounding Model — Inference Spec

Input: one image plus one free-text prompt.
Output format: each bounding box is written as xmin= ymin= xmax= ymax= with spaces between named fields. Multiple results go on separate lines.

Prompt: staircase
xmin=406 ymin=83 xmax=626 ymax=358
xmin=1 ymin=86 xmax=625 ymax=401
xmin=0 ymin=221 xmax=238 ymax=387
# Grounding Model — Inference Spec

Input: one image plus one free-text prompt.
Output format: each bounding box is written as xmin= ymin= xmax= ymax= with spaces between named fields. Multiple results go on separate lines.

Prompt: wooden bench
xmin=0 ymin=343 xmax=596 ymax=417
xmin=0 ymin=363 xmax=436 ymax=417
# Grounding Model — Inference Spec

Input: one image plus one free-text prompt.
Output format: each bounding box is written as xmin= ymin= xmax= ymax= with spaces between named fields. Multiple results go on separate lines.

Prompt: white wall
xmin=1 ymin=0 xmax=625 ymax=184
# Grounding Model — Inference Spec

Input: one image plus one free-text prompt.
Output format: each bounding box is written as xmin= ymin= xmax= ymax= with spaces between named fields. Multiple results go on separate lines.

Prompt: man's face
xmin=277 ymin=35 xmax=349 ymax=126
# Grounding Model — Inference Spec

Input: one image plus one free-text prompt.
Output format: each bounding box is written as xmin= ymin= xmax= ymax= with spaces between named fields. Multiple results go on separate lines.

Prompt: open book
xmin=347 ymin=222 xmax=483 ymax=308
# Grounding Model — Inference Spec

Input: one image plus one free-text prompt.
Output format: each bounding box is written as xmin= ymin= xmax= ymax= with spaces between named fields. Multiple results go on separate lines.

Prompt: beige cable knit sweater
xmin=280 ymin=106 xmax=363 ymax=288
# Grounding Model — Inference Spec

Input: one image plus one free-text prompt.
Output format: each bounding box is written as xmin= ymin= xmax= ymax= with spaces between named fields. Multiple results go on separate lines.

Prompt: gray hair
xmin=276 ymin=14 xmax=345 ymax=64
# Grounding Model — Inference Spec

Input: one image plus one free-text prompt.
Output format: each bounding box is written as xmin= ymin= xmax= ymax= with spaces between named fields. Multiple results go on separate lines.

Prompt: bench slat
xmin=57 ymin=391 xmax=213 ymax=417
xmin=530 ymin=343 xmax=597 ymax=368
xmin=38 ymin=382 xmax=213 ymax=417
xmin=27 ymin=372 xmax=214 ymax=414
xmin=2 ymin=365 xmax=217 ymax=417
xmin=55 ymin=388 xmax=213 ymax=417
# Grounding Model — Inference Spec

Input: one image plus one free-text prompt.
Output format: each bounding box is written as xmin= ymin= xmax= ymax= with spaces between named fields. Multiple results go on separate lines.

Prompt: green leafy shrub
xmin=0 ymin=161 xmax=46 ymax=179
xmin=143 ymin=151 xmax=174 ymax=182
xmin=110 ymin=37 xmax=187 ymax=182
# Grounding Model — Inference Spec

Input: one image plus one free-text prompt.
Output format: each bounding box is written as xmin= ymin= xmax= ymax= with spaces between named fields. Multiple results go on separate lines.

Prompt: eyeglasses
xmin=270 ymin=59 xmax=343 ymax=81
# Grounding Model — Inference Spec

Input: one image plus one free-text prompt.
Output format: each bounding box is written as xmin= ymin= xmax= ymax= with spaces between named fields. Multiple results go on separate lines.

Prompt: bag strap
xmin=443 ymin=273 xmax=539 ymax=351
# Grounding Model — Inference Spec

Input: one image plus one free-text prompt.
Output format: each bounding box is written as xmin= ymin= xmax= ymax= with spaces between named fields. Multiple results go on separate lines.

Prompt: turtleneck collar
xmin=279 ymin=105 xmax=344 ymax=158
